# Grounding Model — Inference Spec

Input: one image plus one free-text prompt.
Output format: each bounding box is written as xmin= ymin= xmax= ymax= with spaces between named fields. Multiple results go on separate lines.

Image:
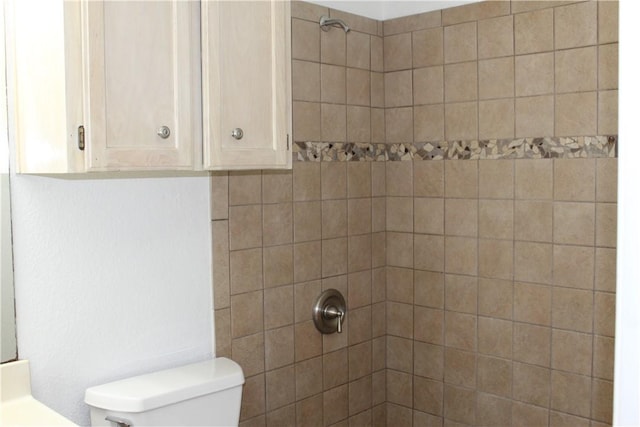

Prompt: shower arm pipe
xmin=319 ymin=15 xmax=350 ymax=33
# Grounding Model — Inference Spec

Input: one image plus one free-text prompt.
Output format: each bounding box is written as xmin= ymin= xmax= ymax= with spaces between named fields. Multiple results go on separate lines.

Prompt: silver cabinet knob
xmin=157 ymin=126 xmax=171 ymax=139
xmin=231 ymin=128 xmax=244 ymax=140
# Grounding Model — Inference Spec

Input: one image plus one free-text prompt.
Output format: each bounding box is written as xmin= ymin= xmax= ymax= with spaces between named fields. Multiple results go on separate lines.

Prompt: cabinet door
xmin=202 ymin=0 xmax=292 ymax=170
xmin=83 ymin=1 xmax=201 ymax=171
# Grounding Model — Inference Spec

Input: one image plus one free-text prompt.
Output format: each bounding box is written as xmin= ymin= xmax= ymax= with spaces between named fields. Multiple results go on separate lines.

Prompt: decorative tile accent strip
xmin=294 ymin=136 xmax=617 ymax=162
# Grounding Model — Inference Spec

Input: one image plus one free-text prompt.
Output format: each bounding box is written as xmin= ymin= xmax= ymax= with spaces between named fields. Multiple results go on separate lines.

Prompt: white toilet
xmin=85 ymin=357 xmax=244 ymax=427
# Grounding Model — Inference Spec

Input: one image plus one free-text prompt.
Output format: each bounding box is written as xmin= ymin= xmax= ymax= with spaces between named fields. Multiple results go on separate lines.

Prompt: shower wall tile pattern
xmin=212 ymin=1 xmax=618 ymax=426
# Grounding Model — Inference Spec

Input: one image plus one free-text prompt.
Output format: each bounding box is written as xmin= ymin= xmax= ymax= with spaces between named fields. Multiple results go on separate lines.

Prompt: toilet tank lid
xmin=84 ymin=357 xmax=244 ymax=413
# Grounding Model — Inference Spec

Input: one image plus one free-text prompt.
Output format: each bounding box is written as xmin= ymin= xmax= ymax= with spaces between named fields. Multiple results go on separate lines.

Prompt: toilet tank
xmin=85 ymin=358 xmax=244 ymax=427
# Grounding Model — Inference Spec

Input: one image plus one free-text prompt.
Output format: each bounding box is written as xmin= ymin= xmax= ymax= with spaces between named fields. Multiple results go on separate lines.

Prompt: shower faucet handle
xmin=323 ymin=306 xmax=344 ymax=333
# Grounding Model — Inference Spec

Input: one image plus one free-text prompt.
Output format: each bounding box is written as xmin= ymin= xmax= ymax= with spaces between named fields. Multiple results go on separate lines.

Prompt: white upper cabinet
xmin=201 ymin=0 xmax=292 ymax=170
xmin=82 ymin=1 xmax=201 ymax=171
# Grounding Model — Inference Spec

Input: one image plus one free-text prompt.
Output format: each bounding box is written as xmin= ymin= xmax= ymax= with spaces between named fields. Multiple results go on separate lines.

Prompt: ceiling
xmin=308 ymin=0 xmax=482 ymax=21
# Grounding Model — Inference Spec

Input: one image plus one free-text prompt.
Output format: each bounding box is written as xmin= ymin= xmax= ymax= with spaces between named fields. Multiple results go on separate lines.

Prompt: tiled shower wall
xmin=211 ymin=1 xmax=618 ymax=426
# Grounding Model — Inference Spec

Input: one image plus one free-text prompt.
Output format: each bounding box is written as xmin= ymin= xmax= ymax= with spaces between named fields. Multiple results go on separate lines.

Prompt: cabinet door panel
xmin=203 ymin=0 xmax=291 ymax=170
xmin=84 ymin=1 xmax=199 ymax=170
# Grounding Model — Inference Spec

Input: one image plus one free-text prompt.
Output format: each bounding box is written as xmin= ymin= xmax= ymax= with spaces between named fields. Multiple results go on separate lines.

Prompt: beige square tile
xmin=550 ymin=371 xmax=591 ymax=418
xmin=515 ymin=52 xmax=554 ymax=96
xmin=478 ymin=316 xmax=512 ymax=359
xmin=229 ymin=205 xmax=262 ymax=250
xmin=414 ymin=306 xmax=444 ymax=345
xmin=554 ymin=158 xmax=596 ymax=202
xmin=444 ymin=347 xmax=477 ymax=388
xmin=266 ymin=404 xmax=295 ymax=427
xmin=387 ymin=335 xmax=413 ymax=373
xmin=592 ymin=379 xmax=614 ymax=423
xmin=322 ymin=199 xmax=347 ymax=239
xmin=479 ymin=99 xmax=515 ymax=139
xmin=599 ymin=90 xmax=618 ymax=135
xmin=387 ymin=370 xmax=413 ymax=408
xmin=556 ymin=46 xmax=598 ymax=93
xmin=384 ymin=33 xmax=412 ymax=71
xmin=479 ymin=57 xmax=514 ymax=100
xmin=445 ymin=62 xmax=478 ymax=102
xmin=386 ymin=160 xmax=413 ymax=196
xmin=231 ymin=290 xmax=264 ymax=338
xmin=514 ymin=282 xmax=551 ymax=326
xmin=371 ymin=108 xmax=386 ymax=143
xmin=320 ymin=64 xmax=345 ymax=104
xmin=322 ymin=237 xmax=348 ymax=277
xmin=412 ymin=409 xmax=442 ymax=426
xmin=445 ymin=198 xmax=478 ymax=237
xmin=321 ymin=24 xmax=346 ymax=65
xmin=264 ymin=284 xmax=293 ymax=329
xmin=348 ymin=270 xmax=372 ymax=309
xmin=445 ymin=311 xmax=477 ymax=351
xmin=263 ymin=203 xmax=293 ymax=247
xmin=515 ymin=200 xmax=553 ymax=242
xmin=513 ymin=322 xmax=551 ymax=367
xmin=552 ymin=329 xmax=593 ymax=376
xmin=513 ymin=362 xmax=550 ymax=407
xmin=477 ymin=393 xmax=513 ymax=427
xmin=265 ymin=365 xmax=295 ymax=411
xmin=229 ymin=171 xmax=262 ymax=206
xmin=414 ymin=104 xmax=445 ymax=142
xmin=593 ymin=335 xmax=615 ymax=381
xmin=478 ymin=355 xmax=512 ymax=398
xmin=445 ymin=236 xmax=477 ymax=275
xmin=478 ymin=15 xmax=513 ymax=59
xmin=594 ymin=291 xmax=616 ymax=337
xmin=348 ymin=234 xmax=371 ymax=272
xmin=413 ymin=27 xmax=444 ymax=68
xmin=346 ymin=162 xmax=371 ymax=198
xmin=414 ymin=197 xmax=444 ymax=235
xmin=554 ymin=1 xmax=597 ymax=50
xmin=478 ymin=238 xmax=513 ymax=280
xmin=443 ymin=384 xmax=475 ymax=425
xmin=599 ymin=0 xmax=619 ymax=44
xmin=553 ymin=202 xmax=595 ymax=246
xmin=294 ymin=241 xmax=321 ymax=283
xmin=321 ymin=103 xmax=347 ymax=142
xmin=385 ymin=107 xmax=414 ymax=143
xmin=346 ymin=68 xmax=371 ymax=106
xmin=445 ymin=274 xmax=477 ymax=314
xmin=371 ymin=198 xmax=386 ymax=233
xmin=514 ymin=241 xmax=553 ymax=284
xmin=292 ymin=18 xmax=320 ymax=62
xmin=321 ymin=162 xmax=347 ymax=200
xmin=414 ymin=340 xmax=444 ymax=379
xmin=387 ymin=196 xmax=413 ymax=233
xmin=347 ymin=106 xmax=371 ymax=143
xmin=415 ymin=160 xmax=444 ymax=197
xmin=294 ymin=280 xmax=321 ymax=324
xmin=230 ymin=248 xmax=263 ymax=294
xmin=387 ymin=231 xmax=413 ymax=269
xmin=556 ymin=91 xmax=598 ymax=136
xmin=296 ymin=356 xmax=323 ymax=400
xmin=515 ymin=159 xmax=553 ymax=200
xmin=295 ymin=320 xmax=322 ymax=361
xmin=293 ymin=60 xmax=320 ymax=102
xmin=212 ymin=221 xmax=230 ymax=309
xmin=414 ymin=66 xmax=444 ymax=105
xmin=262 ymin=245 xmax=293 ymax=288
xmin=265 ymin=326 xmax=294 ymax=370
xmin=445 ymin=102 xmax=478 ymax=141
xmin=215 ymin=308 xmax=231 ymax=358
xmin=371 ymin=35 xmax=383 ymax=72
xmin=293 ymin=201 xmax=321 ymax=243
xmin=553 ymin=244 xmax=594 ymax=290
xmin=549 ymin=411 xmax=591 ymax=427
xmin=323 ymin=348 xmax=348 ymax=389
xmin=293 ymin=162 xmax=321 ymax=201
xmin=515 ymin=95 xmax=554 ymax=137
xmin=372 ymin=267 xmax=386 ymax=304
xmin=414 ymin=270 xmax=445 ymax=309
xmin=596 ymin=158 xmax=617 ymax=203
xmin=210 ymin=172 xmax=229 ymax=220
xmin=323 ymin=384 xmax=348 ymax=426
xmin=263 ymin=171 xmax=292 ymax=204
xmin=479 ymin=159 xmax=514 ymax=199
xmin=293 ymin=101 xmax=321 ymax=142
xmin=348 ymin=376 xmax=372 ymax=415
xmin=240 ymin=374 xmax=265 ymax=421
xmin=444 ymin=22 xmax=477 ymax=64
xmin=291 ymin=1 xmax=327 ymax=21
xmin=371 ymin=71 xmax=384 ymax=108
xmin=347 ymin=31 xmax=370 ymax=69
xmin=512 ymin=402 xmax=549 ymax=427
xmin=514 ymin=8 xmax=554 ymax=54
xmin=442 ymin=1 xmax=510 ymax=26
xmin=387 ymin=301 xmax=412 ymax=339
xmin=347 ymin=198 xmax=371 ymax=236
xmin=595 ymin=247 xmax=617 ymax=292
xmin=478 ymin=278 xmax=512 ymax=320
xmin=385 ymin=70 xmax=412 ymax=108
xmin=445 ymin=160 xmax=478 ymax=198
xmin=552 ymin=287 xmax=594 ymax=333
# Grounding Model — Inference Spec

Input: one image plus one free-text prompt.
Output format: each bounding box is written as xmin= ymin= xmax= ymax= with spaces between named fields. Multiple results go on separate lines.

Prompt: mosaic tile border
xmin=293 ymin=136 xmax=618 ymax=162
